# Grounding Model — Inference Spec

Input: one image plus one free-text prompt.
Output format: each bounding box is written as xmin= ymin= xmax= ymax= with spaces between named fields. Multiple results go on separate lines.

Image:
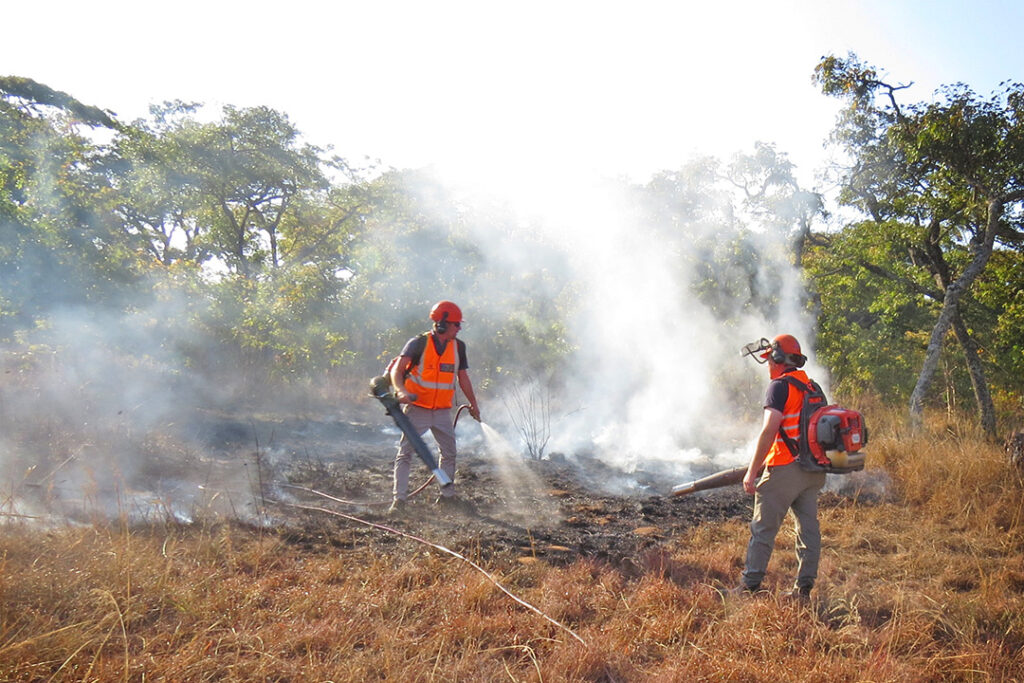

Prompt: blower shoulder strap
xmin=781 ymin=375 xmax=806 ymax=391
xmin=781 ymin=375 xmax=827 ymax=400
xmin=385 ymin=333 xmax=430 ymax=379
xmin=777 ymin=375 xmax=826 ymax=458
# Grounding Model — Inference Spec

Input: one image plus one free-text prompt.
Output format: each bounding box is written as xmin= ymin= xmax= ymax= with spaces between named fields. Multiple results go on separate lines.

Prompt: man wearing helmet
xmin=387 ymin=301 xmax=481 ymax=513
xmin=734 ymin=333 xmax=827 ymax=601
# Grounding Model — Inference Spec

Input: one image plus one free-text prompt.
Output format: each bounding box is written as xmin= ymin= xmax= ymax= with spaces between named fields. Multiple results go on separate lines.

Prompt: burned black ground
xmin=210 ymin=408 xmax=757 ymax=572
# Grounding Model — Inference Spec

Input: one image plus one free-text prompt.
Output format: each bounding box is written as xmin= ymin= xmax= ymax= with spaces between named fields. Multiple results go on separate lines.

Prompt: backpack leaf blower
xmin=779 ymin=376 xmax=868 ymax=474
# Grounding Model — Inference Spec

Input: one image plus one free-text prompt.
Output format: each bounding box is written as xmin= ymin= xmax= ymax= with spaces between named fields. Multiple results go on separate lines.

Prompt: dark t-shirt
xmin=400 ymin=334 xmax=468 ymax=370
xmin=763 ymin=368 xmax=800 ymax=412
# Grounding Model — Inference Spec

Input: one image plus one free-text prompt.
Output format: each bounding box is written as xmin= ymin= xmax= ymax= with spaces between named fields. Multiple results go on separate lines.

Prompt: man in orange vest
xmin=388 ymin=301 xmax=481 ymax=513
xmin=735 ymin=333 xmax=826 ymax=601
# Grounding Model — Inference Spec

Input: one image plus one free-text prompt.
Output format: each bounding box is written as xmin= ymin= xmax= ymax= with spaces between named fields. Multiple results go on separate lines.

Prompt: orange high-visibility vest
xmin=404 ymin=334 xmax=459 ymax=410
xmin=764 ymin=369 xmax=812 ymax=468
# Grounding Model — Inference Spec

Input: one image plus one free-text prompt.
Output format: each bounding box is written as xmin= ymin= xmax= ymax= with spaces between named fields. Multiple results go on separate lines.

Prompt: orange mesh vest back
xmin=404 ymin=333 xmax=458 ymax=410
xmin=764 ymin=369 xmax=811 ymax=468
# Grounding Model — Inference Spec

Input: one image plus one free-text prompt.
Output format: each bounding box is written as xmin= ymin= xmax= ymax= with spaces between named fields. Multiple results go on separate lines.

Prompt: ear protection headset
xmin=770 ymin=339 xmax=807 ymax=367
xmin=770 ymin=341 xmax=787 ymax=365
xmin=435 ymin=311 xmax=449 ymax=334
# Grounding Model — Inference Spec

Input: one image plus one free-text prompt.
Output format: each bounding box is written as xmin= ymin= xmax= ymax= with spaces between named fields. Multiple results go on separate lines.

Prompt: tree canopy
xmin=2 ymin=66 xmax=1022 ymax=431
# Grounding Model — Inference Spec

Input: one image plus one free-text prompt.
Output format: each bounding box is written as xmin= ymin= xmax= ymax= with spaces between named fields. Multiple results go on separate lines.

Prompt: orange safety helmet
xmin=762 ymin=334 xmax=806 ymax=367
xmin=429 ymin=300 xmax=463 ymax=325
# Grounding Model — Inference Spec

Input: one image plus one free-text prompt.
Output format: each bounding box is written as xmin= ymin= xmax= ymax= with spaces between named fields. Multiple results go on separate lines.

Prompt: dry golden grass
xmin=2 ymin=407 xmax=1024 ymax=681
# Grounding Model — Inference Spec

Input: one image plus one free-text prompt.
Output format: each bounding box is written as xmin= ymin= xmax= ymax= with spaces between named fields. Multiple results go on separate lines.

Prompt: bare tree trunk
xmin=920 ymin=216 xmax=997 ymax=436
xmin=909 ymin=200 xmax=1002 ymax=428
xmin=951 ymin=311 xmax=996 ymax=437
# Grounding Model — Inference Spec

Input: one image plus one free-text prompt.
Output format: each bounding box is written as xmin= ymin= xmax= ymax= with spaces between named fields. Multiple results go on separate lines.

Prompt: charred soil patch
xmin=254 ymin=412 xmax=754 ymax=572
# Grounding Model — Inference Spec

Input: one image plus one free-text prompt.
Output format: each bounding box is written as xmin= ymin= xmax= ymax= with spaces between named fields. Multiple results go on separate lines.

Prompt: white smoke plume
xmin=413 ymin=162 xmax=823 ymax=492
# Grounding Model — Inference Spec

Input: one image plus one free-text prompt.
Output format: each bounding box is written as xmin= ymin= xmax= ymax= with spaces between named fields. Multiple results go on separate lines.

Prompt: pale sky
xmin=5 ymin=0 xmax=1024 ymax=191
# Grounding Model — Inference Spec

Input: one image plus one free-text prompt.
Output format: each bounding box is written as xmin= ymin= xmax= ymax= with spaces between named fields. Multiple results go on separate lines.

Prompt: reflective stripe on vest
xmin=765 ymin=369 xmax=811 ymax=468
xmin=404 ymin=333 xmax=458 ymax=409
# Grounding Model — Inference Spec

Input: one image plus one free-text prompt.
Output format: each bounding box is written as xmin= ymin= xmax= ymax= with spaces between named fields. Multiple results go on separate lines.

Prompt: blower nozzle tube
xmin=370 ymin=375 xmax=453 ymax=488
xmin=671 ymin=466 xmax=747 ymax=497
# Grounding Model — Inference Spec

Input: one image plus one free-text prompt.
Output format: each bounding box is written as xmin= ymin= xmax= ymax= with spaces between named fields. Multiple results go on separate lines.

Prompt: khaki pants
xmin=742 ymin=462 xmax=826 ymax=591
xmin=393 ymin=404 xmax=457 ymax=500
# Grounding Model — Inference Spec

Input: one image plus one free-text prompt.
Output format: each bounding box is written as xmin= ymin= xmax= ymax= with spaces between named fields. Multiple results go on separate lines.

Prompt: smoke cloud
xmin=0 ymin=290 xmax=272 ymax=522
xmin=409 ymin=162 xmax=823 ymax=492
xmin=2 ymin=133 xmax=826 ymax=521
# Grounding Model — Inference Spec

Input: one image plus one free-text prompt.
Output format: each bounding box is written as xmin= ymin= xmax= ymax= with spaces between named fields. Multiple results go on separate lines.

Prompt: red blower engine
xmin=781 ymin=376 xmax=868 ymax=474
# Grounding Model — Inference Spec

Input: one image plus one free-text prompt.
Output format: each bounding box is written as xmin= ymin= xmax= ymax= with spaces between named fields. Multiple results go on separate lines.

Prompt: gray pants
xmin=742 ymin=462 xmax=826 ymax=591
xmin=393 ymin=404 xmax=457 ymax=501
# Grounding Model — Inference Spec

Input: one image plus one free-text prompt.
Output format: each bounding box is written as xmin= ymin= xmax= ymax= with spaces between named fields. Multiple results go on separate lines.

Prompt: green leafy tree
xmin=722 ymin=142 xmax=826 ymax=267
xmin=0 ymin=77 xmax=141 ymax=334
xmin=192 ymin=105 xmax=328 ymax=276
xmin=0 ymin=76 xmax=117 ymax=128
xmin=109 ymin=103 xmax=371 ymax=381
xmin=973 ymin=248 xmax=1024 ymax=402
xmin=815 ymin=54 xmax=1024 ymax=433
xmin=804 ymin=219 xmax=939 ymax=401
xmin=339 ymin=167 xmax=578 ymax=390
xmin=638 ymin=149 xmax=824 ymax=326
xmin=640 ymin=158 xmax=758 ymax=320
xmin=109 ymin=101 xmax=208 ymax=266
xmin=114 ymin=103 xmax=328 ymax=277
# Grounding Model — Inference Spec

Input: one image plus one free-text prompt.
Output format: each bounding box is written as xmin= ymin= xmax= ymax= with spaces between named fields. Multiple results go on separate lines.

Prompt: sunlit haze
xmin=7 ymin=1 xmax=1023 ymax=192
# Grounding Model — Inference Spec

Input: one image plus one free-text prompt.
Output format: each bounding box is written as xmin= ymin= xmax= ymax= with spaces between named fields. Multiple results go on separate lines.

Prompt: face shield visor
xmin=741 ymin=338 xmax=772 ymax=364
